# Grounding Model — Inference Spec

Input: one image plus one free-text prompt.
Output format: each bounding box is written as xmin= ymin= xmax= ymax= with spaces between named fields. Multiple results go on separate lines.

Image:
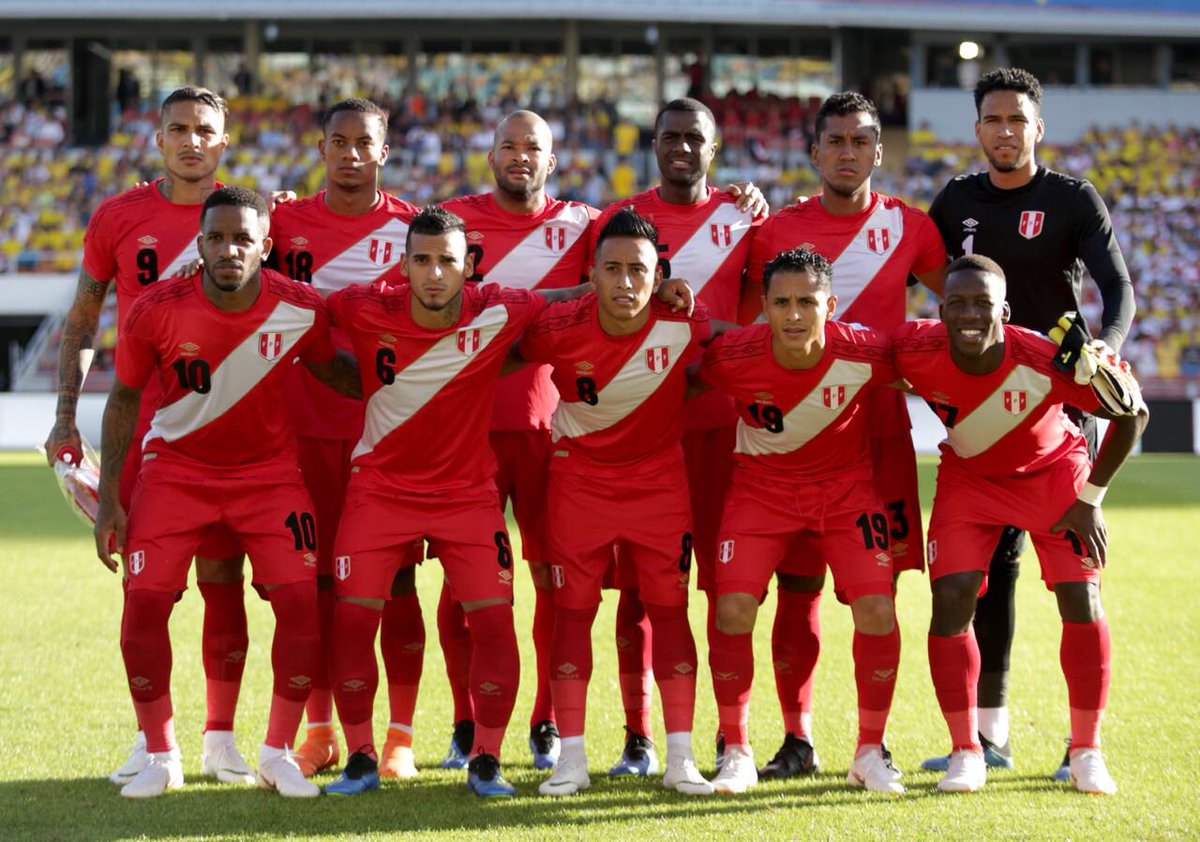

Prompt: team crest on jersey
xmin=258 ymin=332 xmax=283 ymax=362
xmin=1003 ymin=390 xmax=1027 ymax=415
xmin=457 ymin=328 xmax=482 ymax=356
xmin=128 ymin=550 xmax=145 ymax=576
xmin=368 ymin=238 xmax=396 ymax=265
xmin=646 ymin=346 xmax=670 ymax=373
xmin=927 ymin=540 xmax=937 ymax=566
xmin=710 ymin=223 xmax=733 ymax=249
xmin=823 ymin=385 xmax=846 ymax=409
xmin=551 ymin=564 xmax=565 ymax=589
xmin=866 ymin=228 xmax=891 ymax=255
xmin=334 ymin=555 xmax=351 ymax=581
xmin=718 ymin=540 xmax=735 ymax=564
xmin=1018 ymin=211 xmax=1045 ymax=240
xmin=544 ymin=225 xmax=567 ymax=252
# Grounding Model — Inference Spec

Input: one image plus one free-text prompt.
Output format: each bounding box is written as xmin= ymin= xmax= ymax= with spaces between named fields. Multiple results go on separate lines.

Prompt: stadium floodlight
xmin=958 ymin=40 xmax=981 ymax=61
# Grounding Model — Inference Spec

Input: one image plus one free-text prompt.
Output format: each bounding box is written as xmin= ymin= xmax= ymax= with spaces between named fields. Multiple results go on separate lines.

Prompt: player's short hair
xmin=654 ymin=97 xmax=716 ymax=134
xmin=762 ymin=247 xmax=833 ymax=294
xmin=323 ymin=98 xmax=389 ymax=135
xmin=814 ymin=92 xmax=881 ymax=140
xmin=407 ymin=206 xmax=466 ymax=251
xmin=201 ymin=185 xmax=268 ymax=229
xmin=594 ymin=208 xmax=659 ymax=256
xmin=974 ymin=67 xmax=1044 ymax=116
xmin=945 ymin=253 xmax=1006 ymax=284
xmin=161 ymin=86 xmax=229 ymax=120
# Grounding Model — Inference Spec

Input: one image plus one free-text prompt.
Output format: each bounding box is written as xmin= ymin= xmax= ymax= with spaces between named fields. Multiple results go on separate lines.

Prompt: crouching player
xmin=698 ymin=247 xmax=906 ymax=795
xmin=94 ymin=186 xmax=362 ymax=799
xmin=517 ymin=208 xmax=713 ymax=797
xmin=892 ymin=255 xmax=1147 ymax=795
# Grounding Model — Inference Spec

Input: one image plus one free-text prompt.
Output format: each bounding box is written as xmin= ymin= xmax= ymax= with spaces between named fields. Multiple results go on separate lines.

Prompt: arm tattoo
xmin=98 ymin=381 xmax=140 ymax=501
xmin=308 ymin=350 xmax=362 ymax=399
xmin=54 ymin=271 xmax=109 ymax=418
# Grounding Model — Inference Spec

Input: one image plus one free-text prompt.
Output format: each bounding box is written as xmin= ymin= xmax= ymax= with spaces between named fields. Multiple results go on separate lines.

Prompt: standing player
xmin=269 ymin=98 xmax=425 ymax=781
xmin=744 ymin=92 xmax=945 ymax=778
xmin=593 ymin=97 xmax=763 ymax=776
xmin=700 ymin=248 xmax=905 ymax=795
xmin=893 ymin=255 xmax=1146 ymax=794
xmin=43 ymin=87 xmax=256 ymax=787
xmin=924 ymin=67 xmax=1135 ymax=776
xmin=518 ymin=209 xmax=713 ymax=797
xmin=93 ymin=186 xmax=360 ymax=798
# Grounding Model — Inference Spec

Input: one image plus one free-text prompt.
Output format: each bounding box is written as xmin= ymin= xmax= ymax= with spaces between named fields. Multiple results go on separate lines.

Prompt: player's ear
xmin=826 ymin=292 xmax=838 ymax=319
xmin=1001 ymin=301 xmax=1011 ymax=323
xmin=155 ymin=129 xmax=165 ymax=156
xmin=873 ymin=141 xmax=883 ymax=167
xmin=546 ymin=151 xmax=557 ymax=177
xmin=399 ymin=253 xmax=409 ymax=278
xmin=486 ymin=148 xmax=495 ymax=171
xmin=378 ymin=141 xmax=390 ymax=166
xmin=462 ymin=247 xmax=475 ymax=278
xmin=261 ymin=234 xmax=273 ymax=261
xmin=1034 ymin=117 xmax=1045 ymax=143
xmin=810 ymin=141 xmax=819 ymax=166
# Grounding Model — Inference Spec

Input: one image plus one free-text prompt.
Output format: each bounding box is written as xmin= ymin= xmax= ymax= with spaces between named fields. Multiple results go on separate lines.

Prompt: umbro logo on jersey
xmin=710 ymin=223 xmax=733 ymax=249
xmin=866 ymin=227 xmax=891 ymax=255
xmin=128 ymin=550 xmax=145 ymax=576
xmin=179 ymin=342 xmax=200 ymax=356
xmin=718 ymin=540 xmax=735 ymax=563
xmin=962 ymin=218 xmax=979 ymax=230
xmin=646 ymin=346 xmax=670 ymax=373
xmin=823 ymin=385 xmax=847 ymax=409
xmin=290 ymin=236 xmax=309 ymax=246
xmin=755 ymin=391 xmax=774 ymax=402
xmin=457 ymin=328 xmax=482 ymax=356
xmin=378 ymin=333 xmax=396 ymax=346
xmin=574 ymin=361 xmax=594 ymax=373
xmin=551 ymin=564 xmax=565 ymax=589
xmin=138 ymin=235 xmax=158 ymax=245
xmin=1019 ymin=210 xmax=1045 ymax=240
xmin=1003 ymin=390 xmax=1028 ymax=415
xmin=466 ymin=230 xmax=484 ymax=241
xmin=544 ymin=225 xmax=567 ymax=252
xmin=334 ymin=555 xmax=351 ymax=581
xmin=258 ymin=332 xmax=283 ymax=362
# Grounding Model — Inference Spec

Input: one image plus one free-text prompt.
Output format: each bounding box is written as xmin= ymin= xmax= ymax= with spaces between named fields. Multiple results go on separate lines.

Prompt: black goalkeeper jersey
xmin=928 ymin=167 xmax=1134 ymax=349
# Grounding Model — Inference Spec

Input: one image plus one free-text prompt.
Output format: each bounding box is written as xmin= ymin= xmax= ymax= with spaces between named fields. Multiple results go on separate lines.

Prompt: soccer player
xmin=700 ymin=247 xmax=905 ymax=795
xmin=518 ymin=208 xmax=713 ymax=797
xmin=269 ymin=98 xmax=425 ymax=780
xmin=892 ymin=255 xmax=1146 ymax=794
xmin=593 ymin=97 xmax=763 ymax=776
xmin=320 ymin=206 xmax=691 ymax=798
xmin=93 ymin=186 xmax=360 ymax=799
xmin=924 ymin=67 xmax=1136 ymax=775
xmin=744 ymin=92 xmax=946 ymax=779
xmin=42 ymin=86 xmax=256 ymax=787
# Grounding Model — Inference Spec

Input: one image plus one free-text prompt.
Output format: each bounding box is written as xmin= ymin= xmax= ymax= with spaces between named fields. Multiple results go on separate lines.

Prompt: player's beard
xmin=985 ymin=145 xmax=1032 ymax=174
xmin=205 ymin=260 xmax=259 ymax=294
xmin=415 ymin=288 xmax=463 ymax=325
xmin=495 ymin=169 xmax=546 ymax=203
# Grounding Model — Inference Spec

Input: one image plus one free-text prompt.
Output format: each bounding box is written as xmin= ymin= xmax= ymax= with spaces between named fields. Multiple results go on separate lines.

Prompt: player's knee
xmin=930 ymin=573 xmax=980 ymax=635
xmin=849 ymin=593 xmax=895 ymax=635
xmin=195 ymin=555 xmax=245 ymax=584
xmin=715 ymin=594 xmax=757 ymax=635
xmin=1054 ymin=581 xmax=1103 ymax=624
xmin=776 ymin=572 xmax=824 ymax=593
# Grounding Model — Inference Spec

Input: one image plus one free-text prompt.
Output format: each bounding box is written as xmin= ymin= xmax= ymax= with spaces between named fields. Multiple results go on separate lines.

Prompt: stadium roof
xmin=5 ymin=0 xmax=1200 ymax=36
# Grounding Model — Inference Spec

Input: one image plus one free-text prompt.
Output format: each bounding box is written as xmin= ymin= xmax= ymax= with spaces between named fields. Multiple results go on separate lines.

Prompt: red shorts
xmin=550 ymin=465 xmax=692 ymax=610
xmin=491 ymin=429 xmax=551 ymax=562
xmin=715 ymin=470 xmax=895 ymax=604
xmin=927 ymin=455 xmax=1097 ymax=593
xmin=779 ymin=432 xmax=924 ymax=576
xmin=333 ymin=483 xmax=514 ymax=603
xmin=683 ymin=425 xmax=736 ymax=592
xmin=124 ymin=471 xmax=317 ymax=594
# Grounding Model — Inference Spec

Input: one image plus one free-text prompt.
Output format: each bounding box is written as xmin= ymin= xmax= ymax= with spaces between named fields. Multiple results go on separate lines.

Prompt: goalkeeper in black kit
xmin=924 ymin=66 xmax=1136 ymax=779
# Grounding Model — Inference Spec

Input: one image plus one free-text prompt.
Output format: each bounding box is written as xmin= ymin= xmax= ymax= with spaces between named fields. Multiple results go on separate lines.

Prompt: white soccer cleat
xmin=847 ymin=745 xmax=905 ymax=794
xmin=257 ymin=746 xmax=321 ymax=798
xmin=937 ymin=749 xmax=987 ymax=793
xmin=662 ymin=755 xmax=714 ymax=796
xmin=201 ymin=730 xmax=256 ymax=785
xmin=119 ymin=750 xmax=183 ymax=799
xmin=711 ymin=745 xmax=757 ymax=794
xmin=109 ymin=731 xmax=149 ymax=785
xmin=1069 ymin=748 xmax=1117 ymax=795
xmin=538 ymin=755 xmax=590 ymax=796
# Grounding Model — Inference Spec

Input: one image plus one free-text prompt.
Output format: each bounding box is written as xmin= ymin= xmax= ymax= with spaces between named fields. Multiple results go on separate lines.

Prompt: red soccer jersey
xmin=327 ymin=282 xmax=547 ymax=494
xmin=748 ymin=192 xmax=946 ymax=436
xmin=115 ymin=268 xmax=335 ymax=480
xmin=892 ymin=320 xmax=1100 ymax=477
xmin=519 ymin=295 xmax=710 ymax=478
xmin=701 ymin=321 xmax=896 ymax=483
xmin=271 ymin=190 xmax=421 ymax=440
xmin=441 ymin=193 xmax=600 ymax=431
xmin=597 ymin=186 xmax=762 ymax=429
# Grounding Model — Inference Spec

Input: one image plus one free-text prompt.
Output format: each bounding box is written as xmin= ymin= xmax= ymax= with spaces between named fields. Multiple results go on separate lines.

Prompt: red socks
xmin=121 ymin=589 xmax=177 ymax=754
xmin=929 ymin=630 xmax=982 ymax=752
xmin=331 ymin=599 xmax=383 ymax=756
xmin=529 ymin=584 xmax=556 ymax=726
xmin=437 ymin=582 xmax=474 ymax=724
xmin=614 ymin=589 xmax=653 ymax=736
xmin=772 ymin=589 xmax=820 ymax=738
xmin=465 ymin=603 xmax=520 ymax=758
xmin=1061 ymin=618 xmax=1111 ymax=750
xmin=265 ymin=581 xmax=320 ymax=750
xmin=381 ymin=591 xmax=424 ymax=729
xmin=853 ymin=627 xmax=900 ymax=749
xmin=549 ymin=604 xmax=600 ymax=739
xmin=644 ymin=603 xmax=697 ymax=735
xmin=198 ymin=579 xmax=248 ymax=733
xmin=305 ymin=585 xmax=337 ymax=725
xmin=709 ymin=625 xmax=754 ymax=747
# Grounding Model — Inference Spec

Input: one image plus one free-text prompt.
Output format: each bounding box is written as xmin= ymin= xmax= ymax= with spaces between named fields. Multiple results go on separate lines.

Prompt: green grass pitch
xmin=1 ymin=451 xmax=1198 ymax=841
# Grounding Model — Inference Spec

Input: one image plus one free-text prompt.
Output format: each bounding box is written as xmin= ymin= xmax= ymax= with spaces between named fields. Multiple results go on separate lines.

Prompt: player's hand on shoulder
xmin=658 ymin=278 xmax=695 ymax=315
xmin=269 ymin=190 xmax=298 ymax=211
xmin=725 ymin=182 xmax=769 ymax=218
xmin=1051 ymin=500 xmax=1108 ymax=568
xmin=172 ymin=257 xmax=203 ymax=279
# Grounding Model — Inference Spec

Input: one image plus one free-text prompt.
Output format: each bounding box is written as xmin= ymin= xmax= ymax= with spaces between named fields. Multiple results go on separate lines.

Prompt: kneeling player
xmin=699 ymin=247 xmax=905 ymax=795
xmin=518 ymin=209 xmax=713 ymax=797
xmin=94 ymin=187 xmax=361 ymax=799
xmin=892 ymin=255 xmax=1147 ymax=795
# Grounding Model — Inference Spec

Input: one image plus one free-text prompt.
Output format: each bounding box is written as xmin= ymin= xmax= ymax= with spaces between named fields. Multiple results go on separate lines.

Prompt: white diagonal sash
xmin=353 ymin=303 xmax=510 ymax=459
xmin=160 ymin=236 xmax=201 ymax=280
xmin=481 ymin=204 xmax=592 ymax=289
xmin=667 ymin=203 xmax=754 ymax=294
xmin=829 ymin=202 xmax=905 ymax=310
xmin=944 ymin=366 xmax=1053 ymax=459
xmin=311 ymin=217 xmax=410 ymax=294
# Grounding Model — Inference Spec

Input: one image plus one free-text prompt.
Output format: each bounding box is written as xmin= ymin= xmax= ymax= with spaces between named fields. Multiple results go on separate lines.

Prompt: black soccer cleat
xmin=757 ymin=733 xmax=821 ymax=779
